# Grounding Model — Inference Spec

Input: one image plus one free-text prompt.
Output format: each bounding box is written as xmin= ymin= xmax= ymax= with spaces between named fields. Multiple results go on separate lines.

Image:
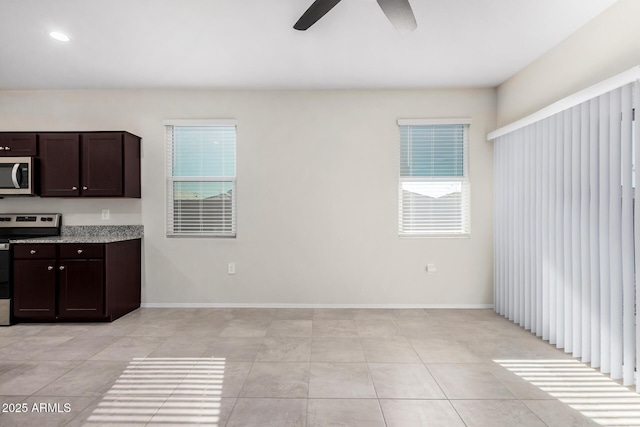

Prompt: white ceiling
xmin=0 ymin=0 xmax=618 ymax=90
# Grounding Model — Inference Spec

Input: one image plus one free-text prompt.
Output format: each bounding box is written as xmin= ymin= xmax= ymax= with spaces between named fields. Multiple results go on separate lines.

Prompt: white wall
xmin=496 ymin=0 xmax=640 ymax=127
xmin=0 ymin=88 xmax=495 ymax=306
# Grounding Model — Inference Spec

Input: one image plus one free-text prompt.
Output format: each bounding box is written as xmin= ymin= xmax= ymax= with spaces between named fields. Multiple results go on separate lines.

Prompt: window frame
xmin=164 ymin=119 xmax=237 ymax=238
xmin=397 ymin=118 xmax=471 ymax=238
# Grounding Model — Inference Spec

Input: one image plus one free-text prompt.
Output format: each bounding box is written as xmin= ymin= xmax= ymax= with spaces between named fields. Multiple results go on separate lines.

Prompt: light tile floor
xmin=0 ymin=308 xmax=630 ymax=426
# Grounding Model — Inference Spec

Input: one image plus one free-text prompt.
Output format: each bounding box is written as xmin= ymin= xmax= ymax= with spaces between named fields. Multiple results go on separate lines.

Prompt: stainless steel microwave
xmin=0 ymin=157 xmax=34 ymax=195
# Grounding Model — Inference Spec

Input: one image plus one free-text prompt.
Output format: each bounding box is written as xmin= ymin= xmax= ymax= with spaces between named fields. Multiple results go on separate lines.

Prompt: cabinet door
xmin=0 ymin=133 xmax=37 ymax=156
xmin=39 ymin=133 xmax=80 ymax=197
xmin=81 ymin=133 xmax=123 ymax=196
xmin=58 ymin=259 xmax=104 ymax=319
xmin=13 ymin=259 xmax=56 ymax=320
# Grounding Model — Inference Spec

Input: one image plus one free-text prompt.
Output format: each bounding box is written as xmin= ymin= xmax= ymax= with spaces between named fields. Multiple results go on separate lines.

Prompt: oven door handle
xmin=11 ymin=163 xmax=20 ymax=189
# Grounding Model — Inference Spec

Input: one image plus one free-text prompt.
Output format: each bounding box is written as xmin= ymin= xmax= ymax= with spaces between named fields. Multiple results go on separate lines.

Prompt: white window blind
xmin=165 ymin=123 xmax=236 ymax=237
xmin=398 ymin=122 xmax=470 ymax=236
xmin=493 ymin=81 xmax=639 ymax=388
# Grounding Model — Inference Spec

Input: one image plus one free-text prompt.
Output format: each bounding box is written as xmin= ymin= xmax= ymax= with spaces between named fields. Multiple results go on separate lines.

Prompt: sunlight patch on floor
xmin=495 ymin=359 xmax=640 ymax=426
xmin=85 ymin=357 xmax=226 ymax=425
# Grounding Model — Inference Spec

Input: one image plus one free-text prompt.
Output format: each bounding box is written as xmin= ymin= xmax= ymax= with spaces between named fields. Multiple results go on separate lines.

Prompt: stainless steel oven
xmin=0 ymin=243 xmax=9 ymax=325
xmin=0 ymin=157 xmax=34 ymax=195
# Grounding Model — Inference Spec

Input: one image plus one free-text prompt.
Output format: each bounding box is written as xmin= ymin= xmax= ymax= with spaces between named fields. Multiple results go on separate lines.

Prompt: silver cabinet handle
xmin=0 ymin=147 xmax=4 ymax=151
xmin=72 ymin=186 xmax=78 ymax=190
xmin=77 ymin=249 xmax=83 ymax=254
xmin=47 ymin=266 xmax=53 ymax=271
xmin=82 ymin=186 xmax=88 ymax=190
xmin=30 ymin=250 xmax=36 ymax=254
xmin=4 ymin=147 xmax=10 ymax=151
xmin=59 ymin=266 xmax=65 ymax=270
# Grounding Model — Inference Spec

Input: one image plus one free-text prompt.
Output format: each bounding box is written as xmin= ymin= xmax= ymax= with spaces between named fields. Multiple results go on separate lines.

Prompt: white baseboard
xmin=140 ymin=302 xmax=494 ymax=309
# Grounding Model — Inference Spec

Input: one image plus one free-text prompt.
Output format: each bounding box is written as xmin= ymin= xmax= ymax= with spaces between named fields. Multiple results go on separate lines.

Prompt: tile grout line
xmin=420 ymin=360 xmax=469 ymax=426
xmin=223 ymin=337 xmax=260 ymax=427
xmin=367 ymin=358 xmax=390 ymax=427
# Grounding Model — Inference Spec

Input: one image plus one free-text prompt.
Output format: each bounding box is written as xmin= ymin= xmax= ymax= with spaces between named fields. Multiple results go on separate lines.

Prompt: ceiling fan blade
xmin=294 ymin=0 xmax=343 ymax=31
xmin=377 ymin=0 xmax=417 ymax=34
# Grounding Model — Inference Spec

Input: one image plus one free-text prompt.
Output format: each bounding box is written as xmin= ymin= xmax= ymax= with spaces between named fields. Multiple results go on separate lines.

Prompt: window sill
xmin=167 ymin=234 xmax=236 ymax=238
xmin=399 ymin=233 xmax=470 ymax=239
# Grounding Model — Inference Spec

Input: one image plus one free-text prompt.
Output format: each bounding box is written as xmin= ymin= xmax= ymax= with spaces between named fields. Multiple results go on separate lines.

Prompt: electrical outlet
xmin=101 ymin=209 xmax=110 ymax=220
xmin=228 ymin=262 xmax=236 ymax=275
xmin=426 ymin=264 xmax=437 ymax=274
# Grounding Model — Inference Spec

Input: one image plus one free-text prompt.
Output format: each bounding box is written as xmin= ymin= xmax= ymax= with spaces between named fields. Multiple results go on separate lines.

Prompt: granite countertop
xmin=11 ymin=225 xmax=143 ymax=244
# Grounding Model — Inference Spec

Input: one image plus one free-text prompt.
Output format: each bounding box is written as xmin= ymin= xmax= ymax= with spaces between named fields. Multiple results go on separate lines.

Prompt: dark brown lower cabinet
xmin=12 ymin=239 xmax=141 ymax=322
xmin=13 ymin=259 xmax=56 ymax=320
xmin=58 ymin=259 xmax=104 ymax=319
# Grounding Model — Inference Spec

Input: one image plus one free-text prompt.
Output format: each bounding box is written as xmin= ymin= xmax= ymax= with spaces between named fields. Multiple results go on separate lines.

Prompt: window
xmin=398 ymin=119 xmax=470 ymax=236
xmin=164 ymin=120 xmax=237 ymax=237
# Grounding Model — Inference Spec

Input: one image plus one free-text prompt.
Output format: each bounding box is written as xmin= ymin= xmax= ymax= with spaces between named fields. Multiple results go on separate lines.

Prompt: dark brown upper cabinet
xmin=0 ymin=133 xmax=37 ymax=156
xmin=39 ymin=131 xmax=140 ymax=198
xmin=81 ymin=133 xmax=123 ymax=197
xmin=39 ymin=133 xmax=80 ymax=197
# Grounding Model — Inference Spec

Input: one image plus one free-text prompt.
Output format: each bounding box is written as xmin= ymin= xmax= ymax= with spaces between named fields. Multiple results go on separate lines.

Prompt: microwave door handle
xmin=11 ymin=163 xmax=21 ymax=189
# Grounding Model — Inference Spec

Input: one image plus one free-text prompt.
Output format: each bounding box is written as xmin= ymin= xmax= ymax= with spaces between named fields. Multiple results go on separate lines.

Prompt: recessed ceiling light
xmin=49 ymin=31 xmax=70 ymax=42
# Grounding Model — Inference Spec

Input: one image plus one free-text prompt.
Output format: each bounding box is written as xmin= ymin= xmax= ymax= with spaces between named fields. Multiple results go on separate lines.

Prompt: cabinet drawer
xmin=59 ymin=244 xmax=104 ymax=259
xmin=13 ymin=244 xmax=56 ymax=259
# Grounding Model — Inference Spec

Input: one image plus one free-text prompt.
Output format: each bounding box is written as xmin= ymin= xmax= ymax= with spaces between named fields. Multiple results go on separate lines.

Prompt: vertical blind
xmin=399 ymin=123 xmax=470 ymax=235
xmin=166 ymin=124 xmax=237 ymax=237
xmin=494 ymin=82 xmax=639 ymax=387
